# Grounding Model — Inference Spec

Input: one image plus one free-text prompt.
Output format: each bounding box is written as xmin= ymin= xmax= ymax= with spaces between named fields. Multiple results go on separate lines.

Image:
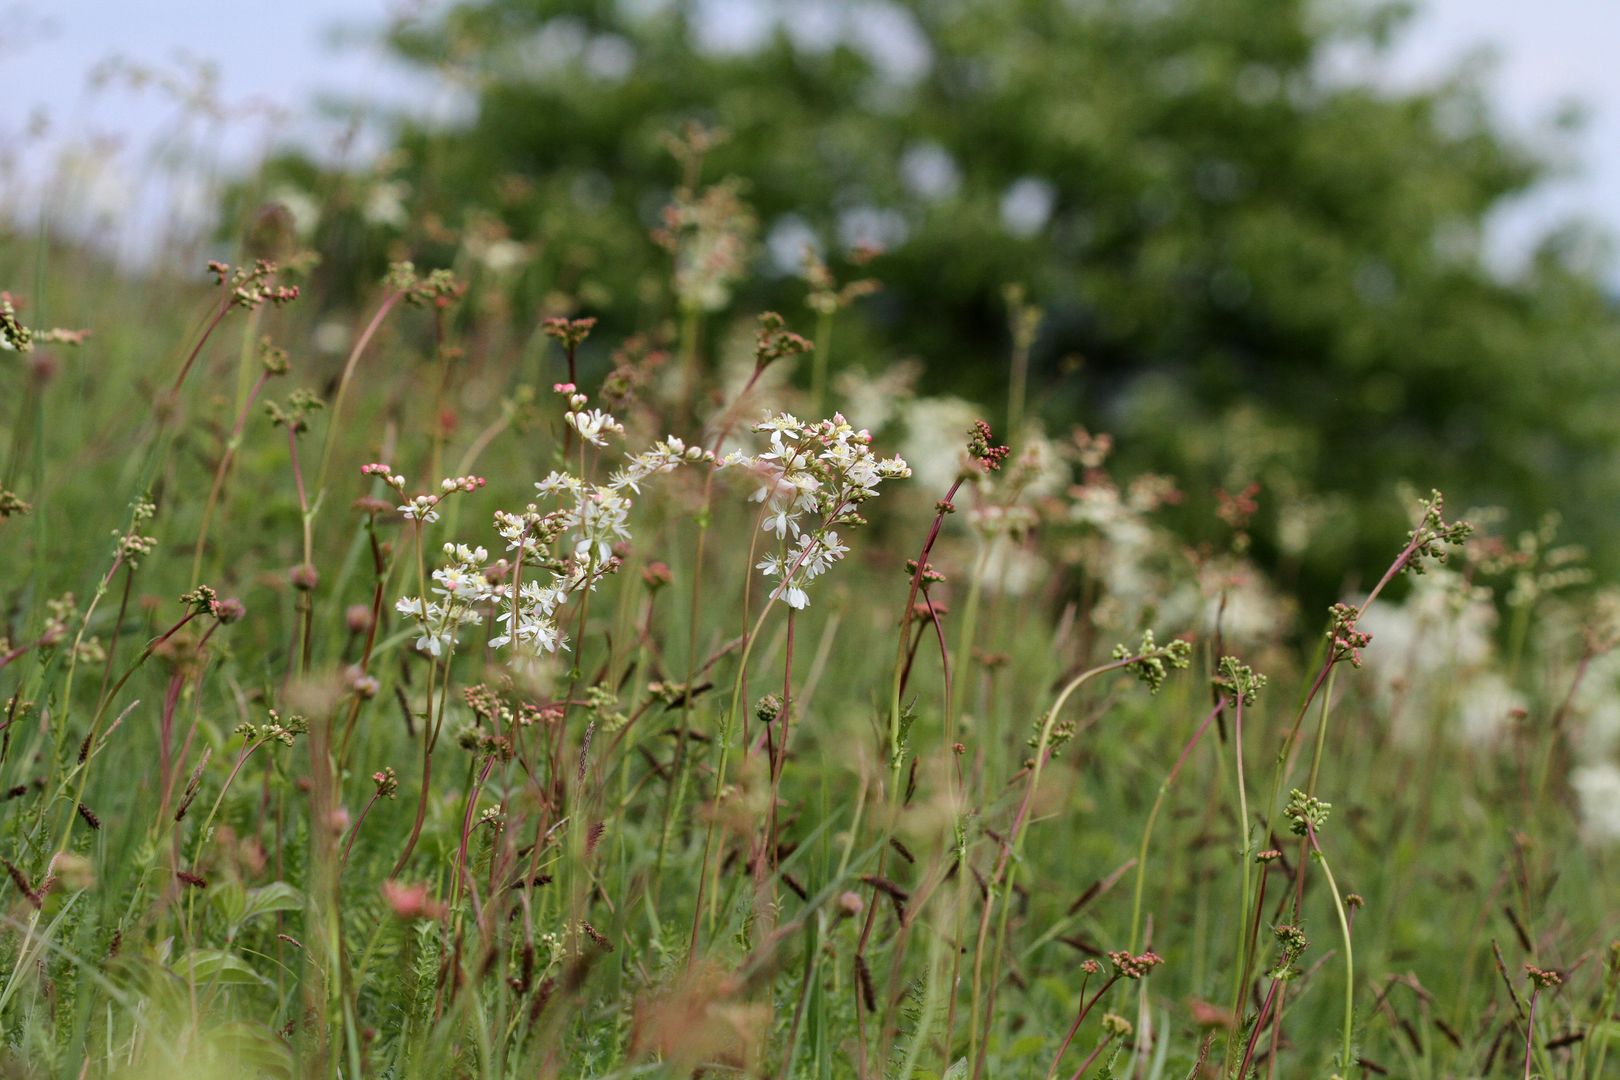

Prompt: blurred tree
xmin=243 ymin=0 xmax=1620 ymax=601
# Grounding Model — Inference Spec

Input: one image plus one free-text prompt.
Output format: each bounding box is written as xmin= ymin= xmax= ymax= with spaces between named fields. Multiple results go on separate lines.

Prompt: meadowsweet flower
xmin=566 ymin=407 xmax=625 ymax=447
xmin=400 ymin=494 xmax=442 ymax=523
xmin=726 ymin=412 xmax=909 ymax=609
xmin=396 ymin=544 xmax=495 ymax=658
xmin=1573 ymin=761 xmax=1620 ymax=842
xmin=414 ymin=402 xmax=715 ymax=659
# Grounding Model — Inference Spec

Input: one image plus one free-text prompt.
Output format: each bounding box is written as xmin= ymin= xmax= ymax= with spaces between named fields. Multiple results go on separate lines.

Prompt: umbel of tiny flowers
xmin=1268 ymin=923 xmax=1310 ymax=980
xmin=1285 ymin=788 xmax=1331 ymax=836
xmin=372 ymin=465 xmax=491 ymax=658
xmin=264 ymin=388 xmax=325 ymax=434
xmin=803 ymin=246 xmax=880 ymax=316
xmin=173 ymin=583 xmax=242 ymax=630
xmin=1404 ymin=488 xmax=1473 ymax=575
xmin=654 ymin=177 xmax=757 ymax=315
xmin=1327 ymin=602 xmax=1372 ymax=667
xmin=382 ymin=261 xmax=464 ymax=309
xmin=542 ymin=316 xmax=597 ymax=352
xmin=1213 ymin=656 xmax=1268 ymax=706
xmin=207 ymin=259 xmax=300 ymax=310
xmin=1108 ymin=949 xmax=1165 ymax=979
xmin=724 ymin=412 xmax=910 ymax=610
xmin=965 ymin=418 xmax=1011 ymax=475
xmin=1112 ymin=629 xmax=1193 ymax=693
xmin=374 ymin=467 xmax=487 ymax=526
xmin=112 ymin=494 xmax=159 ymax=569
xmin=0 ymin=293 xmax=29 ymax=353
xmin=235 ymin=710 xmax=308 ymax=747
xmin=1525 ymin=964 xmax=1563 ymax=989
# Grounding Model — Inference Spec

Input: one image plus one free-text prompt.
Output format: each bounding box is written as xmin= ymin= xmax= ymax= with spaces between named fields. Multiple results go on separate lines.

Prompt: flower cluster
xmin=396 ymin=543 xmax=497 ymax=658
xmin=234 ymin=710 xmax=308 ymax=746
xmin=113 ymin=495 xmax=159 ymax=569
xmin=654 ymin=178 xmax=756 ymax=314
xmin=1403 ymin=489 xmax=1473 ymax=575
xmin=207 ymin=259 xmax=300 ymax=309
xmin=265 ymin=389 xmax=324 ymax=434
xmin=1107 ymin=949 xmax=1164 ymax=979
xmin=803 ymin=247 xmax=880 ymax=317
xmin=1327 ymin=602 xmax=1371 ymax=667
xmin=385 ymin=261 xmax=464 ymax=308
xmin=1268 ymin=924 xmax=1309 ymax=981
xmin=491 ymin=414 xmax=712 ymax=653
xmin=389 ymin=387 xmax=712 ymax=661
xmin=372 ymin=768 xmax=399 ymax=798
xmin=1 ymin=291 xmax=90 ymax=354
xmin=1112 ymin=629 xmax=1193 ymax=693
xmin=965 ymin=419 xmax=1010 ymax=474
xmin=1213 ymin=656 xmax=1268 ymax=706
xmin=1285 ymin=788 xmax=1331 ymax=836
xmin=366 ymin=465 xmax=487 ymax=526
xmin=1524 ymin=963 xmax=1563 ymax=989
xmin=722 ymin=412 xmax=910 ymax=609
xmin=542 ymin=316 xmax=597 ymax=351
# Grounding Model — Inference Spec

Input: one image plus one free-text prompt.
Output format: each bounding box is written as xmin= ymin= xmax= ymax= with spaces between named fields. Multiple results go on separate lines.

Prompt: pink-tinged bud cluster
xmin=967 ymin=419 xmax=1010 ymax=473
xmin=1107 ymin=949 xmax=1164 ymax=979
xmin=362 ymin=463 xmax=408 ymax=492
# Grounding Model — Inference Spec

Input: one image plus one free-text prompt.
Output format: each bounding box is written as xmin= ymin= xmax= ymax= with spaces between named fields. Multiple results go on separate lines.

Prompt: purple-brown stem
xmin=1064 ymin=1031 xmax=1119 ymax=1080
xmin=1523 ymin=986 xmax=1541 ymax=1080
xmin=168 ymin=296 xmax=232 ymax=397
xmin=339 ymin=791 xmax=383 ymax=872
xmin=1239 ymin=975 xmax=1284 ymax=1078
xmin=454 ymin=754 xmax=498 ymax=923
xmin=1046 ymin=972 xmax=1118 ymax=1079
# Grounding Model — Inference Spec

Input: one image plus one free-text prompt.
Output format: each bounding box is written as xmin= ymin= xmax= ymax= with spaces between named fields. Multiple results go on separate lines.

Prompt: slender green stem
xmin=1307 ymin=826 xmax=1355 ymax=1075
xmin=968 ymin=654 xmax=1138 ymax=1080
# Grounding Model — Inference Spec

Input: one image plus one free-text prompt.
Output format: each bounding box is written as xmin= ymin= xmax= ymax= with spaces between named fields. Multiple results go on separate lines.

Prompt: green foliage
xmin=4 ymin=7 xmax=1620 ymax=1073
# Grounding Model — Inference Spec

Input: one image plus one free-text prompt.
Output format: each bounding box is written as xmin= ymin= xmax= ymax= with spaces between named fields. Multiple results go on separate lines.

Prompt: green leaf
xmin=210 ymin=880 xmax=246 ymax=929
xmin=240 ymin=881 xmax=304 ymax=923
xmin=171 ymin=948 xmax=274 ymax=989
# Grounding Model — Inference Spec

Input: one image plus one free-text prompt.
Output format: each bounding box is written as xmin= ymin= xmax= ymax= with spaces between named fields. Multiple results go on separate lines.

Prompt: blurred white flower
xmin=1453 ymin=672 xmax=1525 ymax=745
xmin=899 ymin=396 xmax=979 ymax=492
xmin=269 ymin=185 xmax=320 ymax=239
xmin=1572 ymin=762 xmax=1620 ymax=842
xmin=363 ymin=180 xmax=411 ymax=228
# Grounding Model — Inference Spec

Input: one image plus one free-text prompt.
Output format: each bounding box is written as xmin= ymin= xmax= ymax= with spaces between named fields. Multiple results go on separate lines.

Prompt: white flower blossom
xmin=565 ymin=408 xmax=625 ymax=447
xmin=728 ymin=412 xmax=909 ymax=610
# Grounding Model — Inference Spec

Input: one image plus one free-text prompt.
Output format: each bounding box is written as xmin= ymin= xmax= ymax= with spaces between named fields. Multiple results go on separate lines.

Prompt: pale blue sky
xmin=3 ymin=0 xmax=1617 ymax=276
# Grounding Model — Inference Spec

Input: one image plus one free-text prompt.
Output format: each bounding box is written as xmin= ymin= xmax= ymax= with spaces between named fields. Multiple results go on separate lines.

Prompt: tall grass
xmin=1 ymin=141 xmax=1617 ymax=1080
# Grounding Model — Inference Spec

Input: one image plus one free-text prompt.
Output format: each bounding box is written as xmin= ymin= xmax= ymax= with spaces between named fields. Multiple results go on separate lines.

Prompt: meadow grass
xmin=1 ymin=171 xmax=1617 ymax=1080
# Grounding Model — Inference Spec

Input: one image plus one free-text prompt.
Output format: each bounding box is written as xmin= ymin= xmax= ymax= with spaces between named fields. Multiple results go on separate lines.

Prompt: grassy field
xmin=1 ymin=178 xmax=1618 ymax=1080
